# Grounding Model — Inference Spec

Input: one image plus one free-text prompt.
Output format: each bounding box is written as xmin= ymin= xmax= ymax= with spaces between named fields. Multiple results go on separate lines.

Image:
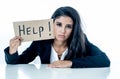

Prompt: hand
xmin=9 ymin=36 xmax=23 ymax=55
xmin=48 ymin=60 xmax=72 ymax=68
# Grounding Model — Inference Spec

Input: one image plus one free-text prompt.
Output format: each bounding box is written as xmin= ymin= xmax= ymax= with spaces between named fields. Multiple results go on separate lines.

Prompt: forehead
xmin=55 ymin=16 xmax=73 ymax=24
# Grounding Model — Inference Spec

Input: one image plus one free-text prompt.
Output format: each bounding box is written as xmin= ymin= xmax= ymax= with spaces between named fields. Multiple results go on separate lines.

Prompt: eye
xmin=56 ymin=22 xmax=62 ymax=27
xmin=66 ymin=24 xmax=72 ymax=29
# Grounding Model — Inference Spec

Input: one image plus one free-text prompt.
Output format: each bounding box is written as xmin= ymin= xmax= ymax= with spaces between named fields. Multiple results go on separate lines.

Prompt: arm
xmin=71 ymin=36 xmax=110 ymax=68
xmin=4 ymin=41 xmax=38 ymax=64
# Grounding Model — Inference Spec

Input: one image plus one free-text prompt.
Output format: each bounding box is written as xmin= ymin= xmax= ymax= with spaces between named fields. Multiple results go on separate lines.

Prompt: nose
xmin=61 ymin=26 xmax=65 ymax=33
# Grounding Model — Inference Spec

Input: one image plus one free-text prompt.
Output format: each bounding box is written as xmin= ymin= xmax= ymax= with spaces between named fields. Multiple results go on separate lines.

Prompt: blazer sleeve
xmin=4 ymin=41 xmax=38 ymax=64
xmin=71 ymin=36 xmax=111 ymax=68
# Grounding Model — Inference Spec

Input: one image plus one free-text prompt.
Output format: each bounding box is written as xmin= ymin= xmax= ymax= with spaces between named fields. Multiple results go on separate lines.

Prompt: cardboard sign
xmin=13 ymin=19 xmax=55 ymax=42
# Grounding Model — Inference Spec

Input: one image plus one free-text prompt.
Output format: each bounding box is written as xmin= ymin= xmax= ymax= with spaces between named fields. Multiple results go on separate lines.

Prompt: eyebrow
xmin=56 ymin=21 xmax=61 ymax=23
xmin=55 ymin=21 xmax=73 ymax=25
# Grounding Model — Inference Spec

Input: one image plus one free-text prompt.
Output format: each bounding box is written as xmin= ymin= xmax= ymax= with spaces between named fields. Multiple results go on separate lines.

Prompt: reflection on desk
xmin=2 ymin=64 xmax=110 ymax=79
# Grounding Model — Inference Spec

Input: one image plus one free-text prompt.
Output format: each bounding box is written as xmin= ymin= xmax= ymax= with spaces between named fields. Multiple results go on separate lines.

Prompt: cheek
xmin=53 ymin=24 xmax=56 ymax=33
xmin=53 ymin=26 xmax=57 ymax=33
xmin=53 ymin=26 xmax=59 ymax=35
xmin=66 ymin=30 xmax=72 ymax=37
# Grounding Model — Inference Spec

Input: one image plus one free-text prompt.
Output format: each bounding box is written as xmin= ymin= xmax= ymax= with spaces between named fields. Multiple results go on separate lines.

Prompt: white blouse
xmin=50 ymin=46 xmax=68 ymax=63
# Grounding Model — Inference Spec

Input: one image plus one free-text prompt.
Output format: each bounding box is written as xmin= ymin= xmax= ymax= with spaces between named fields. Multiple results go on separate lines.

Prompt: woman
xmin=4 ymin=6 xmax=110 ymax=68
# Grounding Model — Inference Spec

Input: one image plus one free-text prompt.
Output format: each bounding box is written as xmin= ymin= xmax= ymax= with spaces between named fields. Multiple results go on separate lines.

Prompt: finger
xmin=17 ymin=36 xmax=23 ymax=41
xmin=11 ymin=36 xmax=22 ymax=41
xmin=48 ymin=64 xmax=56 ymax=68
xmin=10 ymin=36 xmax=23 ymax=44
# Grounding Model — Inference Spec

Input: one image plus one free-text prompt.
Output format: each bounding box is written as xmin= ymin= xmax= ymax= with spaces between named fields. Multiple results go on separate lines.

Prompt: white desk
xmin=0 ymin=63 xmax=119 ymax=79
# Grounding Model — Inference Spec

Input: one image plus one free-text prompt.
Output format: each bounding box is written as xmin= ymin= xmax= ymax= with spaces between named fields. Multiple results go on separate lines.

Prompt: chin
xmin=57 ymin=38 xmax=66 ymax=42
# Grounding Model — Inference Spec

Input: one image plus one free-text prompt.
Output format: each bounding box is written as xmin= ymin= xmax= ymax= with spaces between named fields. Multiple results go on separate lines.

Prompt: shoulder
xmin=84 ymin=34 xmax=95 ymax=47
xmin=84 ymin=34 xmax=105 ymax=55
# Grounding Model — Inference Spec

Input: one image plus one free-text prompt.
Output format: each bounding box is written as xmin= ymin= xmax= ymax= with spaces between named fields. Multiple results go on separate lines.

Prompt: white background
xmin=0 ymin=0 xmax=120 ymax=64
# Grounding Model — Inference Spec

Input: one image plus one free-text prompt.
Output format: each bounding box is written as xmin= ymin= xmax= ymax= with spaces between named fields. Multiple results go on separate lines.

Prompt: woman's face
xmin=53 ymin=16 xmax=73 ymax=42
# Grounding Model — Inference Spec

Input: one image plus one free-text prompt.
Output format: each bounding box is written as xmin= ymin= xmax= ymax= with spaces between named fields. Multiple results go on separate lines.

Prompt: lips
xmin=58 ymin=35 xmax=65 ymax=38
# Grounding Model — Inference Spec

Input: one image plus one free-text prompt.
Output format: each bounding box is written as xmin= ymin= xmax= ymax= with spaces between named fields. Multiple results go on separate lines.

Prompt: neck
xmin=53 ymin=40 xmax=67 ymax=55
xmin=53 ymin=40 xmax=67 ymax=48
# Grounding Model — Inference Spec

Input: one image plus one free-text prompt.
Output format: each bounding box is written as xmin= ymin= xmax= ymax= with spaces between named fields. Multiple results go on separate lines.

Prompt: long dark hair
xmin=51 ymin=6 xmax=86 ymax=59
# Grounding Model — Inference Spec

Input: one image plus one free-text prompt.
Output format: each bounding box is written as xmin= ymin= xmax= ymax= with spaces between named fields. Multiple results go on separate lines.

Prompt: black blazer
xmin=4 ymin=36 xmax=110 ymax=68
